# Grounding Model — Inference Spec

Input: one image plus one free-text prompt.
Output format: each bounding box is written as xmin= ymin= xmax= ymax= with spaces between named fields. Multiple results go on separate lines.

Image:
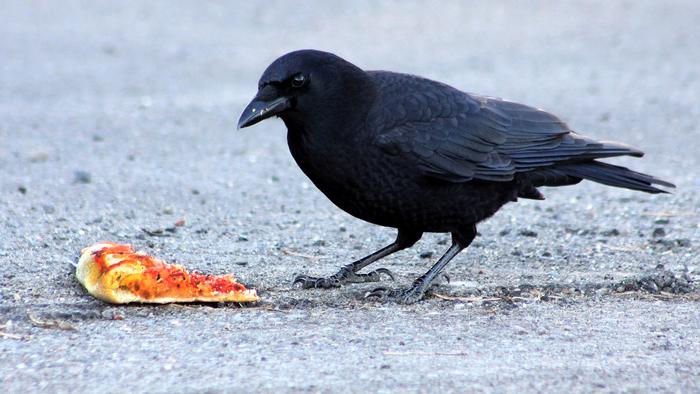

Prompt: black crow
xmin=238 ymin=50 xmax=674 ymax=303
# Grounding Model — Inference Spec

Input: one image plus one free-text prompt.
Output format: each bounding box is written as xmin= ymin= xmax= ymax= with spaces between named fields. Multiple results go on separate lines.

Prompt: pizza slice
xmin=76 ymin=242 xmax=259 ymax=304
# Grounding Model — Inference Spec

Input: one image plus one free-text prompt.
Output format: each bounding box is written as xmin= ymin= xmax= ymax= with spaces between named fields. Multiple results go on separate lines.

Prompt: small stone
xmin=162 ymin=207 xmax=174 ymax=215
xmin=74 ymin=170 xmax=92 ymax=184
xmin=595 ymin=288 xmax=609 ymax=297
xmin=28 ymin=151 xmax=49 ymax=163
xmin=652 ymin=228 xmax=666 ymax=238
xmin=518 ymin=229 xmax=538 ymax=237
xmin=419 ymin=251 xmax=433 ymax=259
xmin=601 ymin=229 xmax=620 ymax=237
xmin=101 ymin=44 xmax=117 ymax=55
xmin=86 ymin=217 xmax=103 ymax=224
xmin=18 ymin=186 xmax=27 ymax=194
xmin=676 ymin=239 xmax=691 ymax=247
xmin=642 ymin=281 xmax=659 ymax=293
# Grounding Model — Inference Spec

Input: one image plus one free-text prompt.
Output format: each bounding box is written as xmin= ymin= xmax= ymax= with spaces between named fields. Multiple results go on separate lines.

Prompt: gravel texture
xmin=1 ymin=1 xmax=699 ymax=393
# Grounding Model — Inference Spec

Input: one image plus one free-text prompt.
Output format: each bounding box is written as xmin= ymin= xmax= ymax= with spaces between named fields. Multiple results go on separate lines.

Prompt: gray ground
xmin=1 ymin=1 xmax=699 ymax=393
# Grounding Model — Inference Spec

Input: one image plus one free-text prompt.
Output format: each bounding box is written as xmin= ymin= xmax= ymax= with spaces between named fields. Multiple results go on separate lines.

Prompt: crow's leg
xmin=366 ymin=225 xmax=476 ymax=304
xmin=293 ymin=229 xmax=422 ymax=289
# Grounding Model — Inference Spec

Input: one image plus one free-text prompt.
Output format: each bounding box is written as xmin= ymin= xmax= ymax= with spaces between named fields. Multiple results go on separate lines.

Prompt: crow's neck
xmin=284 ymin=85 xmax=376 ymax=144
xmin=283 ymin=78 xmax=376 ymax=188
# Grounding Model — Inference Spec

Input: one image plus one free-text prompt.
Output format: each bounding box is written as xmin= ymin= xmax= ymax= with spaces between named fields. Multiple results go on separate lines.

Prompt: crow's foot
xmin=364 ymin=283 xmax=427 ymax=304
xmin=293 ymin=267 xmax=394 ymax=289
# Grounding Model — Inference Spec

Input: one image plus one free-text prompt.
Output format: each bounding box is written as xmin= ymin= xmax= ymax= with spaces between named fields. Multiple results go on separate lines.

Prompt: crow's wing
xmin=368 ymin=72 xmax=642 ymax=183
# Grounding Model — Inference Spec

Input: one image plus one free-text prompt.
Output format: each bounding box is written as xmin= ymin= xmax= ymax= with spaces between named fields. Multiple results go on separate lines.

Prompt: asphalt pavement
xmin=1 ymin=1 xmax=699 ymax=393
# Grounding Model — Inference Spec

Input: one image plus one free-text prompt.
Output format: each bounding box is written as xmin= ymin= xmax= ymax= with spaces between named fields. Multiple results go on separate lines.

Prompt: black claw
xmin=374 ymin=268 xmax=395 ymax=281
xmin=293 ymin=274 xmax=322 ymax=289
xmin=292 ymin=273 xmax=345 ymax=289
xmin=364 ymin=285 xmax=426 ymax=304
xmin=364 ymin=287 xmax=390 ymax=299
xmin=292 ymin=266 xmax=394 ymax=289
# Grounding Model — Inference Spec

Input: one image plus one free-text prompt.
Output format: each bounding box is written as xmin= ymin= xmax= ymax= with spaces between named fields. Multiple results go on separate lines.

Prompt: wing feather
xmin=370 ymin=72 xmax=642 ymax=183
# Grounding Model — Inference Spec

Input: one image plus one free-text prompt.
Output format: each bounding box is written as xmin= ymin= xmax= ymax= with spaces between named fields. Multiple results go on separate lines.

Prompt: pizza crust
xmin=76 ymin=242 xmax=259 ymax=304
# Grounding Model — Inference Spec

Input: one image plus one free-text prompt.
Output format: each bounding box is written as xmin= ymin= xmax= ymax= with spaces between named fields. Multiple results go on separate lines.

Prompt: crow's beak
xmin=237 ymin=95 xmax=292 ymax=129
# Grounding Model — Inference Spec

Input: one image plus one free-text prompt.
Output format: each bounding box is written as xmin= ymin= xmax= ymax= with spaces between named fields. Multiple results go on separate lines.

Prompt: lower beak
xmin=237 ymin=96 xmax=292 ymax=129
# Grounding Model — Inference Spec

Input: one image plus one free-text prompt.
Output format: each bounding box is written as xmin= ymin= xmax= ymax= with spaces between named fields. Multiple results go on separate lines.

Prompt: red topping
xmin=89 ymin=243 xmax=249 ymax=300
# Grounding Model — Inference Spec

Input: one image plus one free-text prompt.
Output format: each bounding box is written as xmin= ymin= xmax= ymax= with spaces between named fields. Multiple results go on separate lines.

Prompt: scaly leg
xmin=366 ymin=225 xmax=477 ymax=303
xmin=293 ymin=229 xmax=422 ymax=289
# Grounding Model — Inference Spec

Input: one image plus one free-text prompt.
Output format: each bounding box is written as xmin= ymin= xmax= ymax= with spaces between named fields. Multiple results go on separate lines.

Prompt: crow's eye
xmin=291 ymin=73 xmax=307 ymax=88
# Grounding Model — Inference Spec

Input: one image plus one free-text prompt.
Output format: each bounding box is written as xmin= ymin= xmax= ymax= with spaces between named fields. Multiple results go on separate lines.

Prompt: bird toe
xmin=364 ymin=286 xmax=426 ymax=304
xmin=292 ymin=274 xmax=341 ymax=289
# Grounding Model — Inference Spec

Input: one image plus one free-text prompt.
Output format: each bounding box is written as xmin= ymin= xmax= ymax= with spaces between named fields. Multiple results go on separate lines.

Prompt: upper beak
xmin=237 ymin=95 xmax=292 ymax=129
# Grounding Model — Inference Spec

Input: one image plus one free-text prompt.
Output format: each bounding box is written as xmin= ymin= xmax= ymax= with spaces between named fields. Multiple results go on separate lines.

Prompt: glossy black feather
xmin=241 ymin=50 xmax=677 ymax=302
xmin=370 ymin=71 xmax=651 ymax=185
xmin=246 ymin=50 xmax=674 ymax=232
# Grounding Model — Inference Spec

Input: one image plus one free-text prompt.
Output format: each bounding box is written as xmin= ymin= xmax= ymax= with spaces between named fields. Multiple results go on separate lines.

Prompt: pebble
xmin=518 ymin=229 xmax=538 ymax=237
xmin=676 ymin=239 xmax=691 ymax=247
xmin=652 ymin=228 xmax=666 ymax=238
xmin=601 ymin=229 xmax=620 ymax=237
xmin=73 ymin=170 xmax=92 ymax=184
xmin=28 ymin=151 xmax=49 ymax=162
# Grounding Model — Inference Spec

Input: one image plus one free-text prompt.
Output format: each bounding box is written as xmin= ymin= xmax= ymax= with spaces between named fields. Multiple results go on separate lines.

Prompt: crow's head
xmin=238 ymin=50 xmax=371 ymax=129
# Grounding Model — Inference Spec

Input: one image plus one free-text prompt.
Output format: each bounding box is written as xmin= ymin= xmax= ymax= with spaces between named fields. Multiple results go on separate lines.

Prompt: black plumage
xmin=238 ymin=50 xmax=674 ymax=303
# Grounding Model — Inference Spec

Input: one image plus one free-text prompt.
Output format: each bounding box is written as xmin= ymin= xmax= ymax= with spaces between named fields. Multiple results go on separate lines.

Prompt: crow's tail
xmin=555 ymin=161 xmax=675 ymax=194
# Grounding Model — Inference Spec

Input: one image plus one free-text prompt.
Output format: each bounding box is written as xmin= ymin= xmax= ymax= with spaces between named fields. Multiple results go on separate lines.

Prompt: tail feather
xmin=556 ymin=161 xmax=675 ymax=194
